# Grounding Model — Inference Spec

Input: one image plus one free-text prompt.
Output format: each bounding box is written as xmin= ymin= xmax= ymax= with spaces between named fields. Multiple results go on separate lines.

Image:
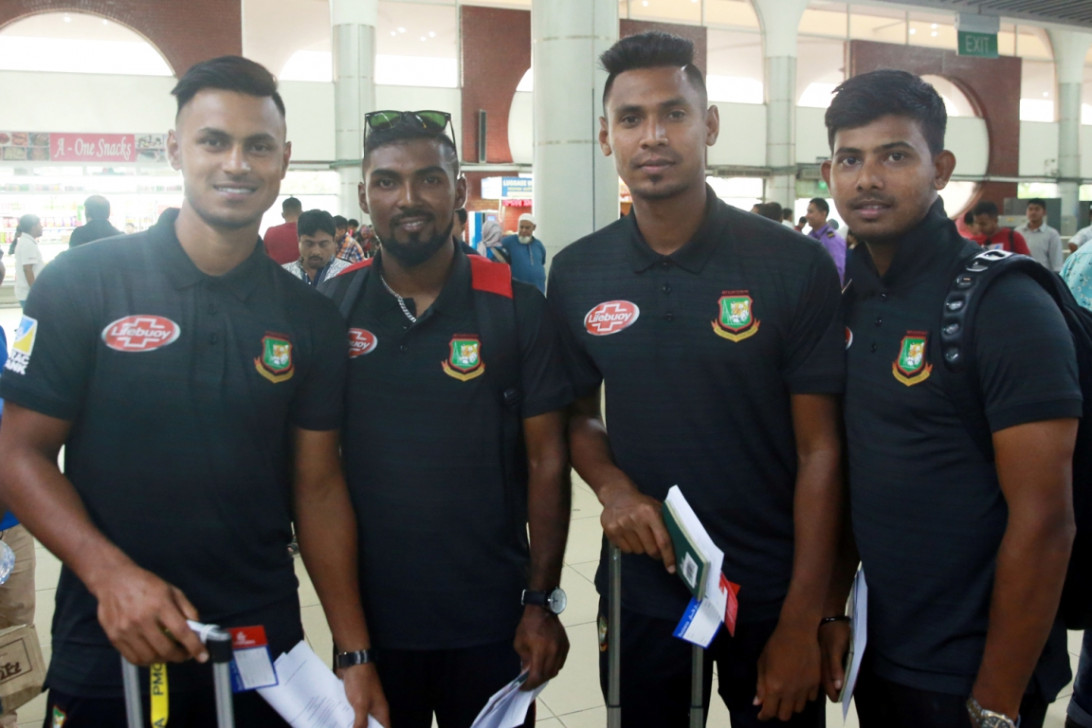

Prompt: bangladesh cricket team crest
xmin=712 ymin=291 xmax=760 ymax=342
xmin=442 ymin=334 xmax=485 ymax=381
xmin=892 ymin=331 xmax=932 ymax=386
xmin=255 ymin=333 xmax=295 ymax=383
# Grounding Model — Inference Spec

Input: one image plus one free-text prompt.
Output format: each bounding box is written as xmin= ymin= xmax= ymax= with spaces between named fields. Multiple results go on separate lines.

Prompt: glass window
xmin=796 ymin=36 xmax=844 ymax=108
xmin=704 ymin=0 xmax=759 ymax=30
xmin=244 ymin=0 xmax=330 ymax=80
xmin=1021 ymin=60 xmax=1055 ymax=122
xmin=908 ymin=12 xmax=956 ymax=52
xmin=377 ymin=1 xmax=458 ymax=87
xmin=629 ymin=0 xmax=701 ymax=26
xmin=849 ymin=7 xmax=907 ymax=45
xmin=706 ymin=28 xmax=763 ymax=105
xmin=0 ymin=12 xmax=172 ymax=76
xmin=281 ymin=50 xmax=332 ymax=82
xmin=459 ymin=0 xmax=528 ymax=7
xmin=799 ymin=2 xmax=847 ymax=39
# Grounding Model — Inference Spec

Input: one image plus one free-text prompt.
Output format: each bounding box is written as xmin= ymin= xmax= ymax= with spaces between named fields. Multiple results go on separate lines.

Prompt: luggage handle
xmin=122 ymin=620 xmax=236 ymax=728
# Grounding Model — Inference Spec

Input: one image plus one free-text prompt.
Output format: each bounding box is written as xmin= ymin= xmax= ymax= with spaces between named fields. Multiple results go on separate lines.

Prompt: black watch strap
xmin=335 ymin=648 xmax=375 ymax=668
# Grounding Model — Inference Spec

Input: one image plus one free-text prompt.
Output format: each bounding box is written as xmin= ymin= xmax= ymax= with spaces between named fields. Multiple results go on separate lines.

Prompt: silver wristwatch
xmin=966 ymin=696 xmax=1019 ymax=728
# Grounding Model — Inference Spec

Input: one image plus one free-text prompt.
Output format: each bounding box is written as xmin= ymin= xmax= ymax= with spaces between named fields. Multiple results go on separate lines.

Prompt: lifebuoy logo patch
xmin=584 ymin=301 xmax=639 ymax=336
xmin=348 ymin=328 xmax=378 ymax=358
xmin=712 ymin=292 xmax=760 ymax=342
xmin=892 ymin=331 xmax=932 ymax=386
xmin=255 ymin=333 xmax=294 ymax=383
xmin=102 ymin=315 xmax=181 ymax=352
xmin=442 ymin=335 xmax=485 ymax=381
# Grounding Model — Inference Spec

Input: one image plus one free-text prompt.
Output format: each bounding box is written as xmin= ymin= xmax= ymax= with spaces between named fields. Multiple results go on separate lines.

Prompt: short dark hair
xmin=599 ymin=31 xmax=707 ymax=109
xmin=1027 ymin=197 xmax=1046 ymax=209
xmin=972 ymin=200 xmax=999 ymax=218
xmin=281 ymin=197 xmax=302 ymax=214
xmin=825 ymin=69 xmax=946 ymax=156
xmin=171 ymin=56 xmax=285 ymax=119
xmin=84 ymin=195 xmax=110 ymax=220
xmin=362 ymin=120 xmax=459 ymax=175
xmin=455 ymin=208 xmax=468 ymax=225
xmin=347 ymin=218 xmax=359 ymax=228
xmin=809 ymin=197 xmax=829 ymax=215
xmin=333 ymin=215 xmax=348 ymax=229
xmin=781 ymin=208 xmax=794 ymax=221
xmin=297 ymin=209 xmax=335 ymax=239
xmin=756 ymin=201 xmax=782 ymax=222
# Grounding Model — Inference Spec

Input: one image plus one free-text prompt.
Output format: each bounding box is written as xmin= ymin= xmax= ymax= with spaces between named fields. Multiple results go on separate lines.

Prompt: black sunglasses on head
xmin=363 ymin=110 xmax=456 ymax=152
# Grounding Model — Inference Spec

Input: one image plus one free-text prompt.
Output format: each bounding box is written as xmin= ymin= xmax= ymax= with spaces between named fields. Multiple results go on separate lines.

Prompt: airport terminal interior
xmin=3 ymin=0 xmax=1092 ymax=725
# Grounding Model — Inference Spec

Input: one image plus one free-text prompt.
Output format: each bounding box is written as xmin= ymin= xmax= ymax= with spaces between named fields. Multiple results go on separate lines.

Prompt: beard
xmin=518 ymin=235 xmax=532 ymax=244
xmin=379 ymin=218 xmax=454 ymax=268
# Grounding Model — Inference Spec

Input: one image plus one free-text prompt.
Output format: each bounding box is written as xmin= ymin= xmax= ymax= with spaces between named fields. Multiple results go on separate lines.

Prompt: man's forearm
xmin=295 ymin=478 xmax=372 ymax=651
xmin=568 ymin=409 xmax=631 ymax=503
xmin=526 ymin=460 xmax=570 ymax=591
xmin=972 ymin=516 xmax=1072 ymax=717
xmin=779 ymin=448 xmax=842 ymax=625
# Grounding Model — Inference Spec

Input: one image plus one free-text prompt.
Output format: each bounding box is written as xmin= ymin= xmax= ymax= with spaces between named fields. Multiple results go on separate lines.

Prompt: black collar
xmin=157 ymin=208 xmax=265 ymax=301
xmin=625 ymin=185 xmax=723 ymax=274
xmin=368 ymin=241 xmax=470 ymax=323
xmin=847 ymin=198 xmax=960 ymax=295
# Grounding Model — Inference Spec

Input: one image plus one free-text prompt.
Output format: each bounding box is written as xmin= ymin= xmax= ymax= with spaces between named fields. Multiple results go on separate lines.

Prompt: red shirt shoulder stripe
xmin=468 ymin=255 xmax=513 ymax=298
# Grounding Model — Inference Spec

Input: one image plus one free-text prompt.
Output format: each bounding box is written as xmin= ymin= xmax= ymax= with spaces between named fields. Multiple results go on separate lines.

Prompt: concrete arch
xmin=0 ymin=0 xmax=241 ymax=78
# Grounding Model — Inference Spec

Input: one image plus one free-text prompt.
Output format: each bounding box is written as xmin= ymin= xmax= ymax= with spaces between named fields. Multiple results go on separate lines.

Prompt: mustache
xmin=391 ymin=209 xmax=435 ymax=225
xmin=848 ymin=194 xmax=896 ymax=209
xmin=630 ymin=151 xmax=681 ymax=169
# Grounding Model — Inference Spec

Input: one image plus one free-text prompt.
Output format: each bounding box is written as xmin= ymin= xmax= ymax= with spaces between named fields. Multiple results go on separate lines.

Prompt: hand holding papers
xmin=469 ymin=672 xmax=547 ymax=728
xmin=258 ymin=642 xmax=385 ymax=728
xmin=664 ymin=486 xmax=741 ymax=648
xmin=838 ymin=569 xmax=868 ymax=720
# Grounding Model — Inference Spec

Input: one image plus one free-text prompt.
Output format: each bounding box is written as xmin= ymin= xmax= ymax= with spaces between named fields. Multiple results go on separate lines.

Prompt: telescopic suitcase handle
xmin=122 ymin=620 xmax=236 ymax=728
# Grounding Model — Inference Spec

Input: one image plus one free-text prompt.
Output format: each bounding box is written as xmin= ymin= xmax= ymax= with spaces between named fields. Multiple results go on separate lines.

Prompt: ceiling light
xmin=909 ymin=28 xmax=916 ymax=34
xmin=397 ymin=27 xmax=406 ymax=33
xmin=63 ymin=15 xmax=71 ymax=22
xmin=420 ymin=36 xmax=427 ymax=41
xmin=428 ymin=31 xmax=436 ymax=38
xmin=931 ymin=23 xmax=938 ymax=29
xmin=930 ymin=30 xmax=938 ymax=37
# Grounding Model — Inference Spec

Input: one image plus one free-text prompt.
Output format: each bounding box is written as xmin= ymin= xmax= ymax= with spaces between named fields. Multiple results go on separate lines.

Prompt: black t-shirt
xmin=547 ymin=189 xmax=845 ymax=623
xmin=341 ymin=248 xmax=572 ymax=650
xmin=68 ymin=219 xmax=123 ymax=248
xmin=0 ymin=209 xmax=347 ymax=695
xmin=845 ymin=199 xmax=1081 ymax=697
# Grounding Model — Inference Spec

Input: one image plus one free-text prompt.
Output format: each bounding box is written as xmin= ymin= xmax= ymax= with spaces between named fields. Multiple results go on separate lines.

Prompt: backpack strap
xmin=938 ymin=249 xmax=1067 ymax=458
xmin=318 ymin=258 xmax=373 ymax=319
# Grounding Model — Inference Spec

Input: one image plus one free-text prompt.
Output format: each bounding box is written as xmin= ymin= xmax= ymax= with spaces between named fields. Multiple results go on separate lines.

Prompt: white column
xmin=531 ymin=0 xmax=619 ymax=261
xmin=1048 ymin=29 xmax=1091 ymax=236
xmin=331 ymin=0 xmax=378 ymax=219
xmin=751 ymin=0 xmax=809 ymax=209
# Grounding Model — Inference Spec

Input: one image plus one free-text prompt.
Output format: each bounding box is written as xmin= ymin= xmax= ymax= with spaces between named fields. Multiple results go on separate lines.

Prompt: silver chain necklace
xmin=380 ymin=274 xmax=417 ymax=323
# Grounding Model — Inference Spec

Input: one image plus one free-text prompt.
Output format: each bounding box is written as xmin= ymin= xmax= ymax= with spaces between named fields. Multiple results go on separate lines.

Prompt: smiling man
xmin=321 ymin=110 xmax=572 ymax=728
xmin=546 ymin=31 xmax=845 ymax=726
xmin=0 ymin=56 xmax=384 ymax=727
xmin=821 ymin=69 xmax=1078 ymax=728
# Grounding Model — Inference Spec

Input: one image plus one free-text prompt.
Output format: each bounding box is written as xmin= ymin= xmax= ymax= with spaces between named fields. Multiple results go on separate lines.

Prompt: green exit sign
xmin=958 ymin=30 xmax=998 ymax=58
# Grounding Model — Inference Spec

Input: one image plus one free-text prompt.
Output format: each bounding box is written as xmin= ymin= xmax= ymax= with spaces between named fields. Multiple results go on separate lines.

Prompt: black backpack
xmin=938 ymin=248 xmax=1092 ymax=629
xmin=318 ymin=256 xmax=529 ymax=537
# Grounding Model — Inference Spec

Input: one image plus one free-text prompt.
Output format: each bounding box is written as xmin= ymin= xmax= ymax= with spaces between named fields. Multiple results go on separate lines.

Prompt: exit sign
xmin=958 ymin=30 xmax=998 ymax=58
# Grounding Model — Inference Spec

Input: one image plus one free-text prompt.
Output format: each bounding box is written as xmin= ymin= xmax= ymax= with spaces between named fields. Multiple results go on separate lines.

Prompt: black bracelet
xmin=819 ymin=615 xmax=850 ymax=626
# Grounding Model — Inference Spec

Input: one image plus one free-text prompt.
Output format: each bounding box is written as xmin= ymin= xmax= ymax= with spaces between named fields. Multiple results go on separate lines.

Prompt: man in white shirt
xmin=1016 ymin=197 xmax=1063 ymax=270
xmin=1068 ymin=208 xmax=1092 ymax=252
xmin=13 ymin=214 xmax=43 ymax=308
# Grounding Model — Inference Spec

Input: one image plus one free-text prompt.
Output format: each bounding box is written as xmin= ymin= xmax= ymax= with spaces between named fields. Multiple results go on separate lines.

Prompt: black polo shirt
xmin=547 ymin=188 xmax=845 ymax=624
xmin=0 ymin=209 xmax=347 ymax=696
xmin=341 ymin=247 xmax=572 ymax=650
xmin=845 ymin=199 xmax=1081 ymax=697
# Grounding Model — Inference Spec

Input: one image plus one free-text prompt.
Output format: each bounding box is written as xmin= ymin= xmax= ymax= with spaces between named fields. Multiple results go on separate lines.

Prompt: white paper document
xmin=258 ymin=641 xmax=385 ymax=728
xmin=469 ymin=672 xmax=547 ymax=728
xmin=665 ymin=486 xmax=730 ymax=647
xmin=839 ymin=568 xmax=868 ymax=720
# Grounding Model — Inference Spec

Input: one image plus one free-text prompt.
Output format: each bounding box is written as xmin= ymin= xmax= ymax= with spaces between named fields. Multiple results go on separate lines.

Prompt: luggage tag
xmin=227 ymin=625 xmax=278 ymax=692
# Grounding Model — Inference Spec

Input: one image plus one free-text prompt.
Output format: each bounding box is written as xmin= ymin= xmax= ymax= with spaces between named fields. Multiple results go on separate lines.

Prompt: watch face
xmin=548 ymin=588 xmax=567 ymax=614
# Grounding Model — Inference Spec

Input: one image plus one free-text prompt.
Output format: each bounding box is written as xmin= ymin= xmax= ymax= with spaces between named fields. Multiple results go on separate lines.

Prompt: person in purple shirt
xmin=806 ymin=197 xmax=846 ymax=283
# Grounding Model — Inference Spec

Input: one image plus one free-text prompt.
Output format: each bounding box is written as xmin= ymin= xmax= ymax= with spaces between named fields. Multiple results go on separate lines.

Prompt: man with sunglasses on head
xmin=321 ymin=109 xmax=573 ymax=728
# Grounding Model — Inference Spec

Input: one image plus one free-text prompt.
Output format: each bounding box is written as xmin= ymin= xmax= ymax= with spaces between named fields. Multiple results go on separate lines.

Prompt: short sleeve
xmin=289 ymin=295 xmax=348 ymax=431
xmin=0 ymin=258 xmax=97 ymax=420
xmin=782 ymin=248 xmax=846 ymax=394
xmin=513 ymin=282 xmax=574 ymax=418
xmin=974 ymin=274 xmax=1082 ymax=432
xmin=546 ymin=262 xmax=604 ymax=399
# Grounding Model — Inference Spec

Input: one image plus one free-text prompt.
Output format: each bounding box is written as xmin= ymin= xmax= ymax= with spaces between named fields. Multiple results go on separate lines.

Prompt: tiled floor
xmin=10 ymin=475 xmax=1081 ymax=726
xmin=0 ymin=302 xmax=1078 ymax=728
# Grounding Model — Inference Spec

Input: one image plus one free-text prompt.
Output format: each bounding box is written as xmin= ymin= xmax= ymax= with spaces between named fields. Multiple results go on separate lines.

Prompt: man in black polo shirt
xmin=819 ymin=70 xmax=1079 ymax=728
xmin=333 ymin=110 xmax=571 ymax=727
xmin=546 ymin=32 xmax=844 ymax=726
xmin=0 ymin=57 xmax=386 ymax=727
